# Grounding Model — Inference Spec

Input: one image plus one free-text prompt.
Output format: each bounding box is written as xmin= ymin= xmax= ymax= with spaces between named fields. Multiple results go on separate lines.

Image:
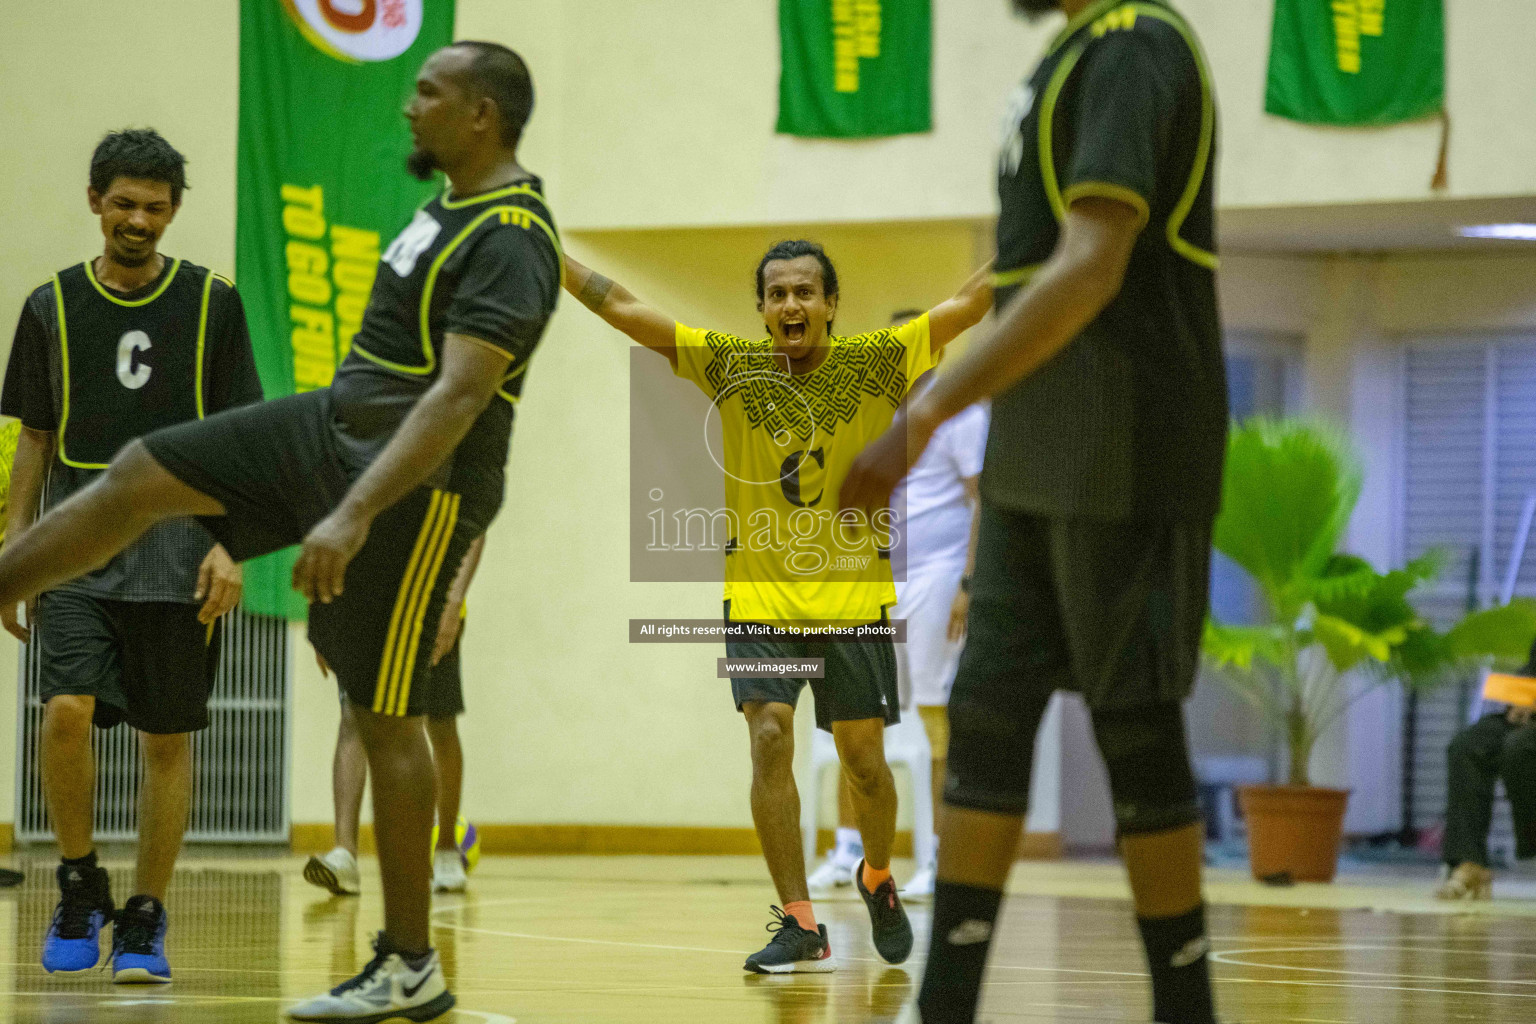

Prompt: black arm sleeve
xmin=205 ymin=282 xmax=266 ymax=413
xmin=1064 ymin=28 xmax=1178 ymax=229
xmin=444 ymin=225 xmax=560 ymax=365
xmin=1 ymin=301 xmax=58 ymax=431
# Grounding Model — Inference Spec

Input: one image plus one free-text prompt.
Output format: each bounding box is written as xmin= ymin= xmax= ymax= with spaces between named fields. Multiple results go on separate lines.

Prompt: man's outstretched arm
xmin=926 ymin=262 xmax=996 ymax=353
xmin=841 ymin=197 xmax=1140 ymax=513
xmin=563 ymin=254 xmax=678 ymax=368
xmin=292 ymin=335 xmax=508 ymax=603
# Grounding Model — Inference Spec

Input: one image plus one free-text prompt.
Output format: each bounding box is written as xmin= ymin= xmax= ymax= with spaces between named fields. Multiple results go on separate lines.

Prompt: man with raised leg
xmin=0 ymin=43 xmax=560 ymax=1024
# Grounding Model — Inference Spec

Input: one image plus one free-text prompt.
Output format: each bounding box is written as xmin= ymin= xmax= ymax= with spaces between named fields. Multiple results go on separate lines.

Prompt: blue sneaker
xmin=111 ymin=894 xmax=171 ymax=984
xmin=42 ymin=862 xmax=113 ymax=974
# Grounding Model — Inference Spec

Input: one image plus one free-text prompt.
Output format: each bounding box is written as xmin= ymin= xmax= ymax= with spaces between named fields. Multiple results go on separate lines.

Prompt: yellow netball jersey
xmin=672 ymin=315 xmax=934 ymax=626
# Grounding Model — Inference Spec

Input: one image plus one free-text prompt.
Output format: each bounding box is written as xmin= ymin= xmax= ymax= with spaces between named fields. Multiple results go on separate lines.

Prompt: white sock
xmin=834 ymin=828 xmax=863 ymax=863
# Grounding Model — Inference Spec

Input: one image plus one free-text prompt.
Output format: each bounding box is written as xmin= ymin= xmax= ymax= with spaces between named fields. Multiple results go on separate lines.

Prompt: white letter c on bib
xmin=117 ymin=330 xmax=152 ymax=390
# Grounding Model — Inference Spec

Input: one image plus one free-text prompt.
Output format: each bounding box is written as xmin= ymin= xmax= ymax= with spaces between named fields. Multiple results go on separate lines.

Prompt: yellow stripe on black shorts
xmin=374 ymin=490 xmax=460 ymax=715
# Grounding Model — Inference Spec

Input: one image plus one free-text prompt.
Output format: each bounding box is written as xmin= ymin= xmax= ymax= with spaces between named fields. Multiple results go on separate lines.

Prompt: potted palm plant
xmin=1202 ymin=418 xmax=1536 ymax=882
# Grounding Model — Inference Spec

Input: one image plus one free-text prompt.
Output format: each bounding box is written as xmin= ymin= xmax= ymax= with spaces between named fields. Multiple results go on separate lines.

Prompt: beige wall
xmin=6 ymin=0 xmax=1535 ymax=329
xmin=1184 ymin=0 xmax=1536 ymax=207
xmin=525 ymin=0 xmax=1536 ymax=229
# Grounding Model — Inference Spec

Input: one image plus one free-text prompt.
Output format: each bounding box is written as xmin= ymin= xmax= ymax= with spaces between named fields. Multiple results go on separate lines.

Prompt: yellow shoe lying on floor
xmin=1435 ymin=862 xmax=1493 ymax=900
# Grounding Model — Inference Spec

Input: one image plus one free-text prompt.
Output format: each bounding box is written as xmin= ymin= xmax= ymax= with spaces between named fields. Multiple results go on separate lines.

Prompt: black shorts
xmin=952 ymin=501 xmax=1213 ymax=714
xmin=724 ymin=600 xmax=899 ymax=733
xmin=425 ymin=626 xmax=465 ymax=720
xmin=143 ymin=391 xmax=349 ymax=563
xmin=36 ymin=590 xmax=221 ymax=734
xmin=338 ymin=626 xmax=464 ymax=718
xmin=143 ymin=390 xmax=478 ymax=718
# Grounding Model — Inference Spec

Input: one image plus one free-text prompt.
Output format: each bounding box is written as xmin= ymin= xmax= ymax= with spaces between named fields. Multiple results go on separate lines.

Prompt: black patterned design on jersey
xmin=699 ymin=329 xmax=911 ymax=443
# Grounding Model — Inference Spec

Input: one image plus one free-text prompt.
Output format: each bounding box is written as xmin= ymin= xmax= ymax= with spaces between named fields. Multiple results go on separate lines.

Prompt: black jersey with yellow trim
xmin=328 ymin=177 xmax=561 ymax=530
xmin=995 ymin=0 xmax=1217 ymax=281
xmin=50 ymin=258 xmax=219 ymax=468
xmin=0 ymin=255 xmax=262 ymax=602
xmin=986 ymin=0 xmax=1227 ymax=522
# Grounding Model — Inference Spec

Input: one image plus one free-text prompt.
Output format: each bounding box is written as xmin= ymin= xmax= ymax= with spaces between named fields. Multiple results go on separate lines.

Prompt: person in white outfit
xmin=808 ymin=313 xmax=988 ymax=900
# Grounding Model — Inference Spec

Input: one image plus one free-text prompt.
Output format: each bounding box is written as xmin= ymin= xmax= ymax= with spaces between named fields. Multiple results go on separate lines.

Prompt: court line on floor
xmin=0 ymin=989 xmax=516 ymax=1021
xmin=430 ymin=909 xmax=1536 ymax=1002
xmin=1215 ymin=975 xmax=1536 ymax=1000
xmin=1210 ymin=943 xmax=1536 ymax=986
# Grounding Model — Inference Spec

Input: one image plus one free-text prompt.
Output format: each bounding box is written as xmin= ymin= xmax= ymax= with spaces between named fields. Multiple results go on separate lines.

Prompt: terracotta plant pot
xmin=1237 ymin=785 xmax=1350 ymax=883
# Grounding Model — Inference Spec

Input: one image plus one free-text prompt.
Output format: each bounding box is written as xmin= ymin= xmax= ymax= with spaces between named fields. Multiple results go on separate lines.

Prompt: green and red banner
xmin=1266 ymin=0 xmax=1444 ymax=126
xmin=777 ymin=0 xmax=931 ymax=138
xmin=236 ymin=0 xmax=454 ymax=618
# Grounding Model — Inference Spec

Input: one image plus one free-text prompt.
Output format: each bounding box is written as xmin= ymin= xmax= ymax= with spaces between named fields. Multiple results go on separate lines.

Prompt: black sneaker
xmin=743 ymin=906 xmax=836 ymax=974
xmin=42 ymin=862 xmax=114 ymax=974
xmin=855 ymin=860 xmax=913 ymax=964
xmin=112 ymin=894 xmax=171 ymax=983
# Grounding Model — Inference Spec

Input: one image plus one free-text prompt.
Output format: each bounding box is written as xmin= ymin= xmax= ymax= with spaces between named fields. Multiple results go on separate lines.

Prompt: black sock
xmin=917 ymin=880 xmax=1003 ymax=1024
xmin=377 ymin=932 xmax=431 ymax=962
xmin=61 ymin=851 xmax=98 ymax=870
xmin=1137 ymin=904 xmax=1217 ymax=1024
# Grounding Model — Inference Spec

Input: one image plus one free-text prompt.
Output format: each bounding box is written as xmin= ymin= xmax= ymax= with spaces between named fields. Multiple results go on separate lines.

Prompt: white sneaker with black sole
xmin=287 ymin=934 xmax=454 ymax=1023
xmin=807 ymin=840 xmax=862 ymax=893
xmin=431 ymin=849 xmax=467 ymax=894
xmin=806 ymin=857 xmax=855 ymax=892
xmin=901 ymin=863 xmax=936 ymax=901
xmin=303 ymin=847 xmax=361 ymax=896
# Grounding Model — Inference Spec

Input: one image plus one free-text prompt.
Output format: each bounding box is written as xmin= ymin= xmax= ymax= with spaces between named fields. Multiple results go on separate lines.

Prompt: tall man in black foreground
xmin=3 ymin=128 xmax=258 ymax=983
xmin=844 ymin=2 xmax=1226 ymax=1022
xmin=0 ymin=42 xmax=559 ymax=1024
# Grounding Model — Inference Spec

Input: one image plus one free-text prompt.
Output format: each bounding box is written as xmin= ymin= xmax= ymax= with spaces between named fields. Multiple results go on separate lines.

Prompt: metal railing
xmin=15 ymin=605 xmax=290 ymax=844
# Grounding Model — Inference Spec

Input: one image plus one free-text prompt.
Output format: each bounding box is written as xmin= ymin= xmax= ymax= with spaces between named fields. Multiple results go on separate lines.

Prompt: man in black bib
xmin=0 ymin=43 xmax=559 ymax=1023
xmin=843 ymin=2 xmax=1225 ymax=1022
xmin=2 ymin=129 xmax=259 ymax=984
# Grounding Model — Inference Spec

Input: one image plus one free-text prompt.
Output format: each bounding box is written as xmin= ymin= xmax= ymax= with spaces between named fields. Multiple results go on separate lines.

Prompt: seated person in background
xmin=1438 ymin=641 xmax=1536 ymax=900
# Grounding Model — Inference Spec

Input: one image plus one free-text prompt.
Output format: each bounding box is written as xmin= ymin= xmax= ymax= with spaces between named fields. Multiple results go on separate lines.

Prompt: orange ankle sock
xmin=861 ymin=861 xmax=892 ymax=892
xmin=784 ymin=900 xmax=817 ymax=931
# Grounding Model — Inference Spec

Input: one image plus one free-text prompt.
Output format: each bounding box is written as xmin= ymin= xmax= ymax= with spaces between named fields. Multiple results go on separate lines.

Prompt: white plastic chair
xmin=800 ymin=713 xmax=936 ymax=870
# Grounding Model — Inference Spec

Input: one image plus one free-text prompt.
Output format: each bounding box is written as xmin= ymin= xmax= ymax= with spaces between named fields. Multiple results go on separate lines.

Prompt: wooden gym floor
xmin=0 ymin=851 xmax=1532 ymax=1023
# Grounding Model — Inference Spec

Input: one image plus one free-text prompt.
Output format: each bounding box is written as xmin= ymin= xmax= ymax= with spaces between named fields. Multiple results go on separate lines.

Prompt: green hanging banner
xmin=236 ymin=0 xmax=455 ymax=619
xmin=777 ymin=0 xmax=931 ymax=138
xmin=1266 ymin=0 xmax=1444 ymax=126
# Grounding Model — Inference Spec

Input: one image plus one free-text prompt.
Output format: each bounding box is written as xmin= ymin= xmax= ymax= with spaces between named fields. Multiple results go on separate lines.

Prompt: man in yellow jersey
xmin=564 ymin=242 xmax=990 ymax=973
